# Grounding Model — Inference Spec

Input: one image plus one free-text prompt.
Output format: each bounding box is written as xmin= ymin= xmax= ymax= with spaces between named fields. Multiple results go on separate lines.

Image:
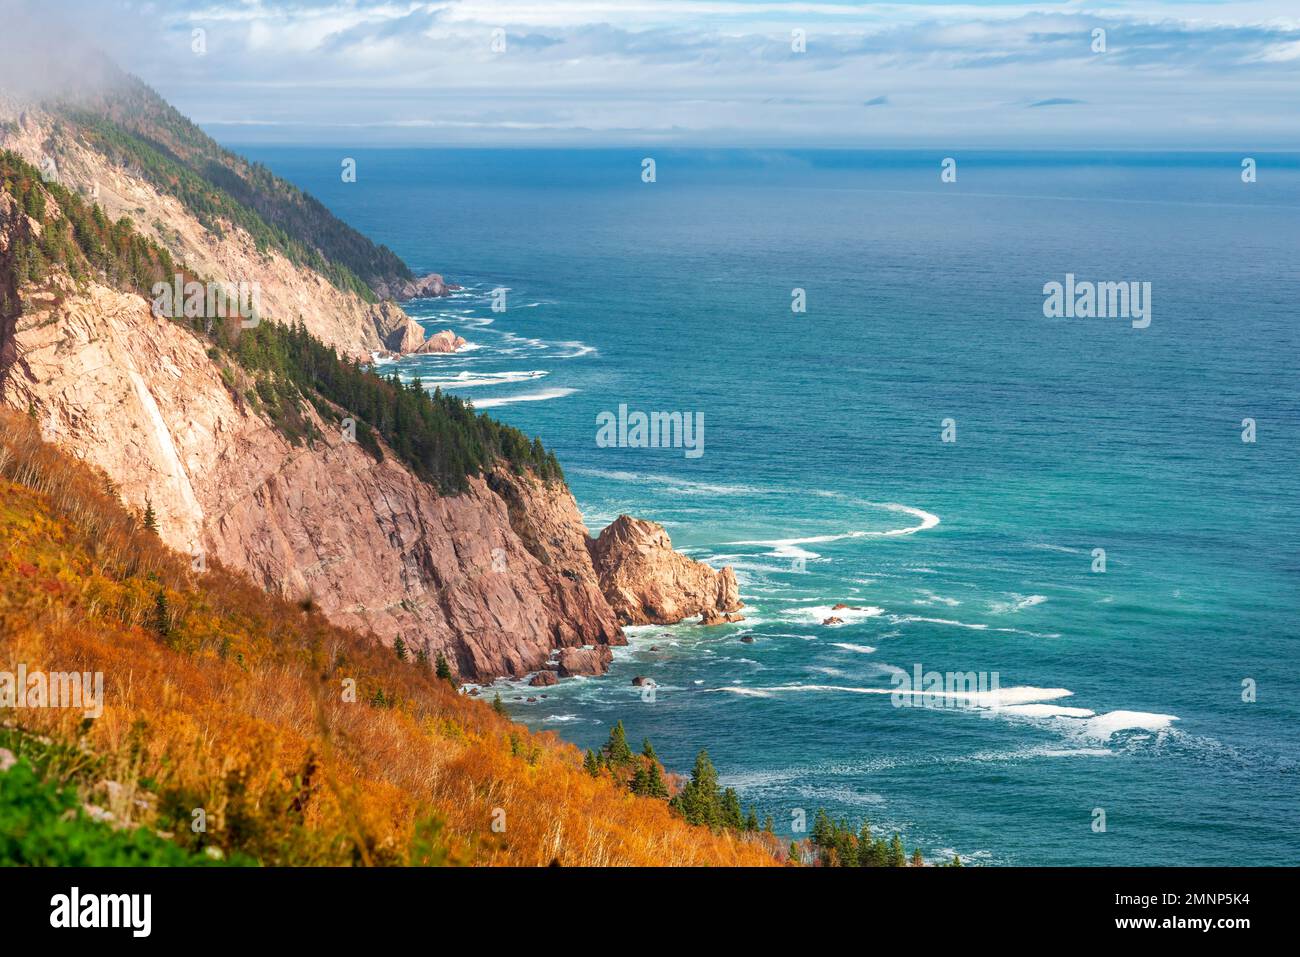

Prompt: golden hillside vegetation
xmin=0 ymin=410 xmax=777 ymax=866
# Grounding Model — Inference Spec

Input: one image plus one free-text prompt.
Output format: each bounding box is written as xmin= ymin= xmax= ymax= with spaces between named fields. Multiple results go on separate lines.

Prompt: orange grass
xmin=0 ymin=410 xmax=777 ymax=865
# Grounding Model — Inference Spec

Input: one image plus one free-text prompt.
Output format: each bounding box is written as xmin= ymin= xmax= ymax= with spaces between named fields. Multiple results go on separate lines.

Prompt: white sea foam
xmin=1081 ymin=710 xmax=1179 ymax=739
xmin=473 ymin=387 xmax=576 ymax=408
xmin=726 ymin=502 xmax=940 ymax=546
xmin=785 ymin=604 xmax=885 ymax=625
xmin=914 ymin=590 xmax=962 ymax=608
xmin=769 ymin=544 xmax=821 ymax=561
xmin=410 ymin=369 xmax=548 ymax=389
xmin=710 ymin=683 xmax=1073 ymax=708
xmin=831 ymin=643 xmax=877 ymax=654
xmin=998 ymin=703 xmax=1095 ymax=719
xmin=571 ymin=468 xmax=761 ymax=497
xmin=891 ymin=614 xmax=1060 ymax=639
xmin=988 ymin=593 xmax=1048 ymax=614
xmin=895 ymin=615 xmax=989 ymax=631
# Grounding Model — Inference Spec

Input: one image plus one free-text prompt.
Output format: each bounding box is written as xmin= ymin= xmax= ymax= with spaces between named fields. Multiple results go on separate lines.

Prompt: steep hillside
xmin=0 ymin=410 xmax=779 ymax=865
xmin=0 ymin=75 xmax=433 ymax=360
xmin=0 ymin=148 xmax=626 ymax=680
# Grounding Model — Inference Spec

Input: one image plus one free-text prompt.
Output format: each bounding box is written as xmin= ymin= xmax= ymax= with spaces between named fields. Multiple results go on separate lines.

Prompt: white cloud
xmin=12 ymin=0 xmax=1300 ymax=146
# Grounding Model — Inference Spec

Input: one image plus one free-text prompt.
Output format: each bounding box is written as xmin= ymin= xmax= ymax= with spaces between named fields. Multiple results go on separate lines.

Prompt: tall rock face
xmin=587 ymin=515 xmax=743 ymax=626
xmin=0 ymin=271 xmax=623 ymax=681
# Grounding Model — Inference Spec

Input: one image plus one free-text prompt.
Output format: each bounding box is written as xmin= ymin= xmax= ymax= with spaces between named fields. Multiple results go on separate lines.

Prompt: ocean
xmin=234 ymin=146 xmax=1300 ymax=865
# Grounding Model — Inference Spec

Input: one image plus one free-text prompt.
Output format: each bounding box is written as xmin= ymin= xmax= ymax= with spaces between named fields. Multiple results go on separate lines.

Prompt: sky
xmin=7 ymin=0 xmax=1300 ymax=148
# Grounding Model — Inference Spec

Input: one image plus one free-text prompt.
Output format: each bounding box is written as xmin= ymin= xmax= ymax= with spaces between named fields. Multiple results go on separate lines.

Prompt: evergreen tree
xmin=142 ymin=498 xmax=158 ymax=535
xmin=393 ymin=637 xmax=408 ymax=661
xmin=153 ymin=589 xmax=171 ymax=637
xmin=491 ymin=693 xmax=507 ymax=716
xmin=415 ymin=648 xmax=429 ymax=668
xmin=745 ymin=808 xmax=759 ymax=832
xmin=604 ymin=720 xmax=633 ymax=767
xmin=763 ymin=815 xmax=775 ymax=835
xmin=811 ymin=809 xmax=834 ymax=848
xmin=856 ymin=823 xmax=875 ymax=867
xmin=789 ymin=842 xmax=801 ymax=864
xmin=910 ymin=847 xmax=925 ymax=867
xmin=949 ymin=854 xmax=963 ymax=868
xmin=583 ymin=749 xmax=601 ymax=777
xmin=644 ymin=759 xmax=669 ymax=799
xmin=670 ymin=750 xmax=721 ymax=828
xmin=434 ymin=652 xmax=455 ymax=686
xmin=641 ymin=739 xmax=657 ymax=762
xmin=630 ymin=762 xmax=650 ymax=795
xmin=889 ymin=832 xmax=907 ymax=868
xmin=720 ymin=788 xmax=744 ymax=830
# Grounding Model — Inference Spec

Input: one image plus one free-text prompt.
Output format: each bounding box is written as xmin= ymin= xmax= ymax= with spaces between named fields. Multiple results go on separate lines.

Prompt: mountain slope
xmin=0 ymin=410 xmax=778 ymax=866
xmin=0 ymin=76 xmax=432 ymax=360
xmin=0 ymin=147 xmax=625 ymax=680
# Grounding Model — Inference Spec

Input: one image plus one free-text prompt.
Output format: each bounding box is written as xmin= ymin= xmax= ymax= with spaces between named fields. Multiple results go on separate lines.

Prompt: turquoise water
xmin=238 ymin=147 xmax=1299 ymax=865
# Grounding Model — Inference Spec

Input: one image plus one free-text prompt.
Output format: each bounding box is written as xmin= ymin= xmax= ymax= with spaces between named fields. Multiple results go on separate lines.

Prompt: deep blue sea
xmin=235 ymin=147 xmax=1299 ymax=865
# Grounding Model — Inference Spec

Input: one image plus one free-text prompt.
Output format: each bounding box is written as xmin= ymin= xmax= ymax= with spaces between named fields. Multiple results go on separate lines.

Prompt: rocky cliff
xmin=0 ymin=261 xmax=623 ymax=679
xmin=587 ymin=515 xmax=743 ymax=626
xmin=0 ymin=87 xmax=741 ymax=684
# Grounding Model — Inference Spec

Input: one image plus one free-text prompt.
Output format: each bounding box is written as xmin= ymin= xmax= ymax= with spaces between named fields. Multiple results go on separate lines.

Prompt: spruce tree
xmin=645 ymin=759 xmax=669 ymax=799
xmin=720 ymin=788 xmax=744 ymax=830
xmin=143 ymin=498 xmax=159 ymax=535
xmin=393 ymin=637 xmax=408 ymax=661
xmin=435 ymin=652 xmax=455 ymax=686
xmin=763 ymin=815 xmax=775 ymax=834
xmin=604 ymin=720 xmax=633 ymax=767
xmin=583 ymin=749 xmax=601 ymax=777
xmin=857 ymin=823 xmax=875 ymax=867
xmin=889 ymin=832 xmax=907 ymax=867
xmin=811 ymin=809 xmax=833 ymax=848
xmin=671 ymin=750 xmax=721 ymax=828
xmin=745 ymin=808 xmax=759 ymax=832
xmin=630 ymin=762 xmax=650 ymax=795
xmin=153 ymin=589 xmax=171 ymax=638
xmin=910 ymin=847 xmax=925 ymax=867
xmin=491 ymin=693 xmax=507 ymax=716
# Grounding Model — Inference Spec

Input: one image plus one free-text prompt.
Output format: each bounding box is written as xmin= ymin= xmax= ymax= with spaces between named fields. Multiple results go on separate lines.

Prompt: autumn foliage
xmin=0 ymin=410 xmax=776 ymax=866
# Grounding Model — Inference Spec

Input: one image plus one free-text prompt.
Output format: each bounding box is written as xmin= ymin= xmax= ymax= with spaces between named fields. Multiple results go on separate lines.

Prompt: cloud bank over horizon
xmin=10 ymin=0 xmax=1300 ymax=148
